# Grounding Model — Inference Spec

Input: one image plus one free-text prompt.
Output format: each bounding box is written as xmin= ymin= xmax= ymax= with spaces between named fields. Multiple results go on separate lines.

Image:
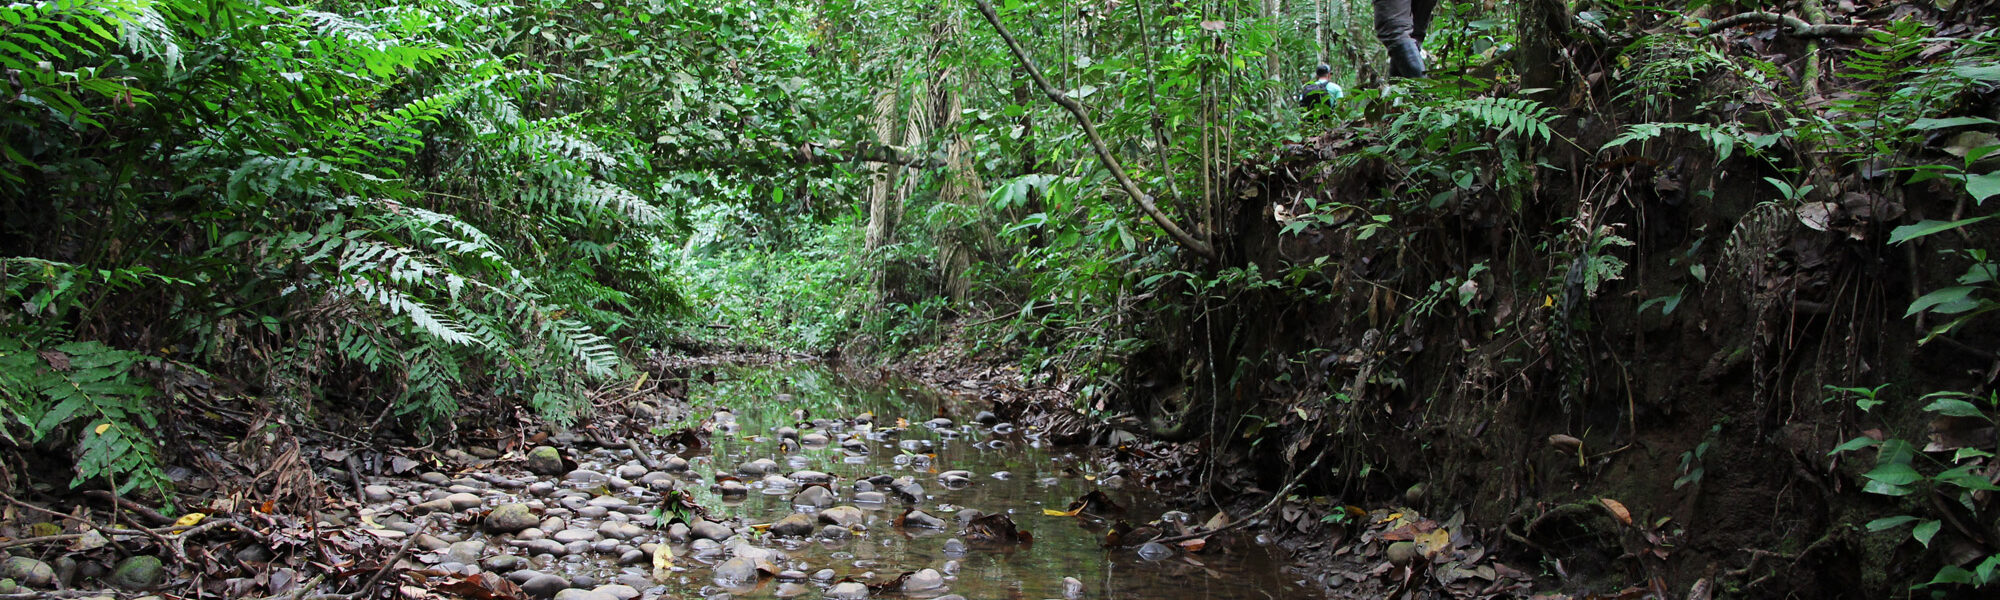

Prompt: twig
xmin=624 ymin=438 xmax=662 ymax=471
xmin=1697 ymin=12 xmax=1886 ymax=39
xmin=972 ymin=0 xmax=1216 ymax=261
xmin=348 ymin=517 xmax=432 ymax=599
xmin=82 ymin=490 xmax=174 ymax=525
xmin=1146 ymin=446 xmax=1332 ymax=545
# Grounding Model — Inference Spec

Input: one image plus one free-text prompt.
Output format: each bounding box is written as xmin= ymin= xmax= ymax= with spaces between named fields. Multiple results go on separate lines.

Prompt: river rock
xmin=527 ymin=447 xmax=567 ymax=476
xmin=942 ymin=560 xmax=959 ymax=575
xmin=552 ymin=589 xmax=613 ymax=600
xmin=689 ymin=519 xmax=733 ymax=541
xmin=924 ymin=418 xmax=953 ymax=429
xmin=414 ymin=498 xmax=456 ymax=514
xmin=853 ymin=491 xmax=887 ymax=505
xmin=362 ymin=484 xmax=395 ymax=502
xmin=818 ymin=506 xmax=865 ymax=528
xmin=615 ymin=464 xmax=648 ymax=480
xmin=553 ymin=528 xmax=597 ymax=543
xmin=770 ymin=513 xmax=817 ymax=537
xmin=890 ymin=479 xmax=924 ymax=504
xmin=712 ymin=557 xmax=761 ymax=584
xmin=762 ymin=474 xmax=796 ymax=489
xmin=662 ymin=456 xmax=690 ymax=473
xmin=974 ymin=410 xmax=998 ymax=425
xmin=827 ymin=581 xmax=870 ymax=599
xmin=776 ymin=582 xmax=812 ymax=598
xmin=577 ymin=506 xmax=609 ymax=519
xmin=598 ymin=522 xmax=643 ymax=540
xmin=736 ymin=458 xmax=779 ymax=476
xmin=1062 ymin=576 xmax=1085 ymax=599
xmin=789 ymin=470 xmax=832 ymax=483
xmin=517 ymin=538 xmax=566 ymax=556
xmin=106 ymin=556 xmax=163 ymax=590
xmin=812 ymin=569 xmax=837 ymax=581
xmin=419 ymin=472 xmax=451 ymax=485
xmin=1136 ymin=542 xmax=1172 ymax=561
xmin=486 ymin=503 xmax=539 ymax=533
xmin=586 ymin=496 xmax=630 ymax=509
xmin=802 ymin=433 xmax=831 ymax=446
xmin=482 ymin=555 xmax=526 ymax=572
xmin=595 ymin=584 xmax=640 ymax=600
xmin=792 ymin=486 xmax=834 ymax=507
xmin=565 ymin=469 xmax=608 ymax=483
xmin=521 ymin=573 xmax=571 ymax=598
xmin=715 ymin=479 xmax=748 ymax=496
xmin=447 ymin=540 xmax=486 ymax=564
xmin=445 ymin=492 xmax=483 ymax=511
xmin=938 ymin=471 xmax=972 ymax=488
xmin=902 ymin=568 xmax=945 ymax=592
xmin=900 ymin=509 xmax=945 ymax=529
xmin=942 ymin=538 xmax=967 ymax=556
xmin=818 ymin=525 xmax=852 ymax=540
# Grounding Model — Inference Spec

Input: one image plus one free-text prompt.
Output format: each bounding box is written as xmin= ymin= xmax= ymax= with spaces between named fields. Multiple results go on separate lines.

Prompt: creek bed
xmin=370 ymin=364 xmax=1310 ymax=600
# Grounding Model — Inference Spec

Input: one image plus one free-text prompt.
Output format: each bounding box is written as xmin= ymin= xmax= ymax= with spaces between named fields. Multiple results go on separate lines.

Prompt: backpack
xmin=1298 ymin=81 xmax=1329 ymax=109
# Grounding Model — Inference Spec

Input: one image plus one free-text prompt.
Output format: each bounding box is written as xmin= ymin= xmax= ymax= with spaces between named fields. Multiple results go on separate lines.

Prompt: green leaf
xmin=1864 ymin=515 xmax=1919 ymax=531
xmin=1889 ymin=217 xmax=1993 ymax=245
xmin=1905 ymin=286 xmax=1981 ymax=317
xmin=1922 ymin=396 xmax=1991 ymax=420
xmin=1912 ymin=519 xmax=1941 ymax=547
xmin=1863 ymin=462 xmax=1921 ymax=486
xmin=1828 ymin=436 xmax=1882 ymax=455
xmin=1967 ymin=171 xmax=2000 ymax=203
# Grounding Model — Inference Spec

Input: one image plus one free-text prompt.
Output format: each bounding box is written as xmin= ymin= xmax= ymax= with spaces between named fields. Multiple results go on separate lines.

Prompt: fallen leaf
xmin=1599 ymin=498 xmax=1633 ymax=526
xmin=94 ymin=423 xmax=111 ymax=435
xmin=1043 ymin=507 xmax=1083 ymax=517
xmin=175 ymin=512 xmax=208 ymax=527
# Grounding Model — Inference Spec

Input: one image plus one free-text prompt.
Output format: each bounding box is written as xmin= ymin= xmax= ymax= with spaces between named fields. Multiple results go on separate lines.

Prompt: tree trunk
xmin=864 ymin=87 xmax=904 ymax=254
xmin=1516 ymin=0 xmax=1571 ymax=92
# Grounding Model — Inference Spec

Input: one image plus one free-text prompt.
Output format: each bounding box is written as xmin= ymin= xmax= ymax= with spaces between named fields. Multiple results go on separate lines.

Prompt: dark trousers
xmin=1372 ymin=0 xmax=1438 ymax=46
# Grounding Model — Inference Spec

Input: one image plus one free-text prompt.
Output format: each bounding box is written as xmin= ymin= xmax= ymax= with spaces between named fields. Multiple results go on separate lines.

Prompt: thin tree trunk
xmin=864 ymin=87 xmax=904 ymax=254
xmin=973 ymin=0 xmax=1217 ymax=261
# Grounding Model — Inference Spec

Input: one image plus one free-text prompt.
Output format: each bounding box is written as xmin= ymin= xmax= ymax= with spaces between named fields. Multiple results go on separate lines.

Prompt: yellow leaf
xmin=1542 ymin=295 xmax=1555 ymax=308
xmin=94 ymin=423 xmax=111 ymax=435
xmin=173 ymin=512 xmax=207 ymax=527
xmin=1043 ymin=507 xmax=1083 ymax=517
xmin=1376 ymin=512 xmax=1404 ymax=524
xmin=897 ymin=418 xmax=909 ymax=428
xmin=652 ymin=543 xmax=673 ymax=570
xmin=1599 ymin=498 xmax=1633 ymax=526
xmin=1415 ymin=527 xmax=1450 ymax=556
xmin=629 ymin=372 xmax=649 ymax=392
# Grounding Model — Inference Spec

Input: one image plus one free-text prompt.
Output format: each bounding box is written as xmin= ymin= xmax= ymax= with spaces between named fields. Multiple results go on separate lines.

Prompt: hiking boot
xmin=1387 ymin=39 xmax=1427 ymax=79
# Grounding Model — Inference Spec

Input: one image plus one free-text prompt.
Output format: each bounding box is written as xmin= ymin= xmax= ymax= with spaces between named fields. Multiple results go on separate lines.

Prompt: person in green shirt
xmin=1298 ymin=63 xmax=1343 ymax=122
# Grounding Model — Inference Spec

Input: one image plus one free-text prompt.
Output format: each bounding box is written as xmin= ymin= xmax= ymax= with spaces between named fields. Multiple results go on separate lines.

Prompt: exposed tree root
xmin=1699 ymin=12 xmax=1886 ymax=38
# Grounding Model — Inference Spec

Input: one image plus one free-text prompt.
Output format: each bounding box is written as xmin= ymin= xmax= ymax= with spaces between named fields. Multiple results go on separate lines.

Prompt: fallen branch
xmin=347 ymin=517 xmax=432 ymax=600
xmin=972 ymin=0 xmax=1217 ymax=261
xmin=0 ymin=517 xmax=242 ymax=550
xmin=1698 ymin=12 xmax=1885 ymax=39
xmin=82 ymin=490 xmax=175 ymax=526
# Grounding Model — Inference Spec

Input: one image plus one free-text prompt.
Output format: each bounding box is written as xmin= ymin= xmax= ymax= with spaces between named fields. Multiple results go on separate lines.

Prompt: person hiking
xmin=1374 ymin=0 xmax=1436 ymax=78
xmin=1298 ymin=63 xmax=1343 ymax=121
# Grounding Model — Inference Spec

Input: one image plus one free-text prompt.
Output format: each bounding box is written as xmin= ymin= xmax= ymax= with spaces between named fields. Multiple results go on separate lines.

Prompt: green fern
xmin=0 ymin=338 xmax=170 ymax=497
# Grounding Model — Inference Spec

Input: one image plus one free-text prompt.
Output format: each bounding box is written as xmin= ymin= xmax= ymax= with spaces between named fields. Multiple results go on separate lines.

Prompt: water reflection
xmin=663 ymin=364 xmax=1307 ymax=600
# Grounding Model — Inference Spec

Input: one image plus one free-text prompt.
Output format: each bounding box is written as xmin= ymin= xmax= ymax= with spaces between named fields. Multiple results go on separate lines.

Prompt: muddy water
xmin=649 ymin=364 xmax=1310 ymax=600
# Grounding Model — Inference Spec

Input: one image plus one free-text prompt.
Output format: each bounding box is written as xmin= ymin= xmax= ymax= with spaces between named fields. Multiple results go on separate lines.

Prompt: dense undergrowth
xmin=6 ymin=0 xmax=2000 ymax=597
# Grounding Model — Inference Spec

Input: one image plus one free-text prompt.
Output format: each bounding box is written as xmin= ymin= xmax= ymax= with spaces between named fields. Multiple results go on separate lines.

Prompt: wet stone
xmin=827 ymin=581 xmax=870 ymax=599
xmin=1062 ymin=576 xmax=1085 ymax=599
xmin=792 ymin=485 xmax=834 ymax=508
xmin=715 ymin=479 xmax=748 ymax=496
xmin=615 ymin=464 xmax=648 ymax=479
xmin=414 ymin=498 xmax=455 ymax=514
xmin=552 ymin=588 xmax=612 ymax=600
xmin=578 ymin=506 xmax=610 ymax=519
xmin=761 ymin=474 xmax=796 ymax=489
xmin=690 ymin=538 xmax=724 ymax=558
xmin=974 ymin=410 xmax=998 ymax=425
xmin=690 ymin=519 xmax=733 ymax=541
xmin=640 ymin=472 xmax=675 ymax=489
xmin=598 ymin=521 xmax=643 ymax=540
xmin=736 ymin=458 xmax=779 ymax=476
xmin=712 ymin=557 xmax=760 ymax=584
xmin=487 ymin=503 xmax=540 ymax=533
xmin=770 ymin=513 xmax=817 ymax=537
xmin=812 ymin=569 xmax=837 ymax=581
xmin=775 ymin=582 xmax=812 ymax=598
xmin=818 ymin=525 xmax=851 ymax=540
xmin=553 ymin=528 xmax=597 ymax=543
xmin=942 ymin=560 xmax=959 ymax=575
xmin=618 ymin=549 xmax=645 ymax=565
xmin=566 ymin=469 xmax=608 ymax=483
xmin=818 ymin=506 xmax=865 ymax=528
xmin=902 ymin=568 xmax=945 ymax=592
xmin=419 ymin=472 xmax=451 ymax=486
xmin=591 ymin=539 xmax=620 ymax=553
xmin=518 ymin=539 xmax=566 ymax=556
xmin=1136 ymin=542 xmax=1173 ymax=561
xmin=447 ymin=540 xmax=486 ymax=564
xmin=662 ymin=456 xmax=690 ymax=473
xmin=942 ymin=538 xmax=967 ymax=556
xmin=852 ymin=491 xmax=887 ymax=505
xmin=521 ymin=573 xmax=571 ymax=598
xmin=801 ymin=433 xmax=831 ymax=446
xmin=900 ymin=510 xmax=945 ymax=529
xmin=776 ymin=569 xmax=807 ymax=581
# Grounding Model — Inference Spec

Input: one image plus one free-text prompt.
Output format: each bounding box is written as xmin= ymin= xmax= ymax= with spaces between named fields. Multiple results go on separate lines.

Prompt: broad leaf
xmin=1889 ymin=217 xmax=1993 ymax=245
